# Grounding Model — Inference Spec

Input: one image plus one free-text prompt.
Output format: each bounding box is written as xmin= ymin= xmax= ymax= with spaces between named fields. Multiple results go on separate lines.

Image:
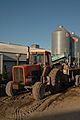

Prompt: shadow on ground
xmin=27 ymin=110 xmax=80 ymax=120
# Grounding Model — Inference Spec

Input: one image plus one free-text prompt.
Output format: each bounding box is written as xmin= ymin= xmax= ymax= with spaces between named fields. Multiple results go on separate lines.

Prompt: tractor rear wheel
xmin=6 ymin=81 xmax=13 ymax=96
xmin=48 ymin=68 xmax=60 ymax=94
xmin=48 ymin=68 xmax=59 ymax=86
xmin=32 ymin=82 xmax=45 ymax=100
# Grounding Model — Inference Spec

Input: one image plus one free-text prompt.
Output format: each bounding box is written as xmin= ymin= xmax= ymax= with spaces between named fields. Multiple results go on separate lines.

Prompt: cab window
xmin=45 ymin=53 xmax=51 ymax=65
xmin=32 ymin=54 xmax=37 ymax=64
xmin=46 ymin=54 xmax=49 ymax=65
xmin=32 ymin=54 xmax=44 ymax=64
xmin=37 ymin=54 xmax=44 ymax=63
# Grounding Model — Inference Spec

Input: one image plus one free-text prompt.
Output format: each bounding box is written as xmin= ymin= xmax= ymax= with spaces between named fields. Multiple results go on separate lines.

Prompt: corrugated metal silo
xmin=71 ymin=32 xmax=80 ymax=58
xmin=52 ymin=26 xmax=71 ymax=57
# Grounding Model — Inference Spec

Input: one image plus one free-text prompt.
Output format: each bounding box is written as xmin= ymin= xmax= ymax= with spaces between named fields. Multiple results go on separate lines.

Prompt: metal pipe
xmin=0 ymin=53 xmax=3 ymax=74
xmin=77 ymin=52 xmax=79 ymax=68
xmin=16 ymin=54 xmax=21 ymax=65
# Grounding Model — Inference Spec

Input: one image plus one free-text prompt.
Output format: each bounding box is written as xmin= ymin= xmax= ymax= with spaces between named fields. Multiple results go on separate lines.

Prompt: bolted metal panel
xmin=52 ymin=26 xmax=70 ymax=56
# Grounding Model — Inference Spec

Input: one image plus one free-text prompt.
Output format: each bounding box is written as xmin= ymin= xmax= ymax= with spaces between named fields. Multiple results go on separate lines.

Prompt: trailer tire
xmin=6 ymin=81 xmax=13 ymax=96
xmin=32 ymin=82 xmax=45 ymax=100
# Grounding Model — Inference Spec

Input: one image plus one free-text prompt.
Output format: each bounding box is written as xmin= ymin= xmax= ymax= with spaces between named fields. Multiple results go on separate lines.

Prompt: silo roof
xmin=56 ymin=26 xmax=69 ymax=33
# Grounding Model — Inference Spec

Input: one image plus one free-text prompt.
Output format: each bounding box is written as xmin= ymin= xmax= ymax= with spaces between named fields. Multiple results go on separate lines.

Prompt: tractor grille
xmin=14 ymin=68 xmax=24 ymax=83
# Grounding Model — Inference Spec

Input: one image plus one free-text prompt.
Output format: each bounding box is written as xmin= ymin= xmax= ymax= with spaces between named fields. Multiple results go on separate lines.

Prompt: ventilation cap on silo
xmin=56 ymin=26 xmax=69 ymax=33
xmin=71 ymin=32 xmax=75 ymax=35
xmin=59 ymin=25 xmax=63 ymax=28
xmin=56 ymin=25 xmax=64 ymax=31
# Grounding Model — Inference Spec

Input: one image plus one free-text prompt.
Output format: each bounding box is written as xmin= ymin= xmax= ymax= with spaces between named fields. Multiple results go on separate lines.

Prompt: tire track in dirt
xmin=0 ymin=92 xmax=34 ymax=120
xmin=18 ymin=87 xmax=80 ymax=119
xmin=18 ymin=92 xmax=65 ymax=119
xmin=0 ymin=87 xmax=80 ymax=120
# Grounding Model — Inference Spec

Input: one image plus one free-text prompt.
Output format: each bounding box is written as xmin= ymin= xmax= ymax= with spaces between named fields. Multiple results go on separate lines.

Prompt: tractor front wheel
xmin=32 ymin=82 xmax=45 ymax=100
xmin=6 ymin=81 xmax=14 ymax=96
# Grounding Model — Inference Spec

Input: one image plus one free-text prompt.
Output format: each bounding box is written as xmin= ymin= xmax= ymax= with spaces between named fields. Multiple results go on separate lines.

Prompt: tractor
xmin=5 ymin=49 xmax=52 ymax=100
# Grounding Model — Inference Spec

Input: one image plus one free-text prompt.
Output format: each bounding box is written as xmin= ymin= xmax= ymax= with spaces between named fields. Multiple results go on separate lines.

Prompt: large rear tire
xmin=32 ymin=82 xmax=45 ymax=100
xmin=6 ymin=81 xmax=13 ymax=96
xmin=48 ymin=68 xmax=59 ymax=86
xmin=48 ymin=68 xmax=59 ymax=94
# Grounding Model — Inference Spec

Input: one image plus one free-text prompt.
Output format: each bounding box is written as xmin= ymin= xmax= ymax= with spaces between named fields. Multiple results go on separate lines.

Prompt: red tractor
xmin=6 ymin=49 xmax=52 ymax=100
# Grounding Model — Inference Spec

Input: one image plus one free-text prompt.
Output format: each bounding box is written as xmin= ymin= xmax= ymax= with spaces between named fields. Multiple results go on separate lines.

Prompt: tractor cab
xmin=31 ymin=49 xmax=51 ymax=68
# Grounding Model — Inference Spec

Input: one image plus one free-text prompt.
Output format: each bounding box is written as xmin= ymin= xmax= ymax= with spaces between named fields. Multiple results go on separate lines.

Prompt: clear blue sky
xmin=0 ymin=0 xmax=80 ymax=49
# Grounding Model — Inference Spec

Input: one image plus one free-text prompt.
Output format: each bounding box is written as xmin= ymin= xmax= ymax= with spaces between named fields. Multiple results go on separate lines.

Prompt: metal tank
xmin=71 ymin=32 xmax=80 ymax=59
xmin=52 ymin=26 xmax=71 ymax=57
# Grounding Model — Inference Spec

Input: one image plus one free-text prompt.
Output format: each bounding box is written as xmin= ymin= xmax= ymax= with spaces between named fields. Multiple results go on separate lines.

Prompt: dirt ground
xmin=0 ymin=86 xmax=80 ymax=120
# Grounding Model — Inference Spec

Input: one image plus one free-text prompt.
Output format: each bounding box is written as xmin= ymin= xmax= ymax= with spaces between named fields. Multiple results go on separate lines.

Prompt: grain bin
xmin=52 ymin=26 xmax=71 ymax=57
xmin=71 ymin=32 xmax=80 ymax=58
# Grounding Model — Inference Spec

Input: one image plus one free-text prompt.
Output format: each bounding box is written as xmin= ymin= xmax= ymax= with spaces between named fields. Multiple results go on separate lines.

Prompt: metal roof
xmin=0 ymin=42 xmax=28 ymax=54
